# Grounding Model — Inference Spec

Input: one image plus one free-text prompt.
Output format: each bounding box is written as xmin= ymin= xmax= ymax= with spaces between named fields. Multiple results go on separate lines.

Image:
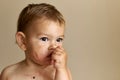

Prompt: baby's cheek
xmin=33 ymin=51 xmax=46 ymax=61
xmin=39 ymin=40 xmax=49 ymax=46
xmin=37 ymin=46 xmax=49 ymax=56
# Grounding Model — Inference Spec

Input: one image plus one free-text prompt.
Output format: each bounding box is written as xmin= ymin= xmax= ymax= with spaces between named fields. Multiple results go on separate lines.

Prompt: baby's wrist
xmin=56 ymin=66 xmax=68 ymax=72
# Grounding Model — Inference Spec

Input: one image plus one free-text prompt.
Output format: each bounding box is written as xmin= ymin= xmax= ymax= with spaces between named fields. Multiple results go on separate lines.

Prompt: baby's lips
xmin=47 ymin=51 xmax=54 ymax=58
xmin=50 ymin=59 xmax=55 ymax=65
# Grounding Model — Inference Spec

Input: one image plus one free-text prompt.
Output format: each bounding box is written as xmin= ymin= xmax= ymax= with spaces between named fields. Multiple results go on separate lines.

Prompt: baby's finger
xmin=54 ymin=46 xmax=64 ymax=53
xmin=57 ymin=46 xmax=64 ymax=51
xmin=52 ymin=51 xmax=62 ymax=56
xmin=52 ymin=54 xmax=61 ymax=62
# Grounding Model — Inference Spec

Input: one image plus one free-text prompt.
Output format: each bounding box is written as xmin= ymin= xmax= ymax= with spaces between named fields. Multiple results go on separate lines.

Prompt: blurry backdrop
xmin=0 ymin=0 xmax=120 ymax=80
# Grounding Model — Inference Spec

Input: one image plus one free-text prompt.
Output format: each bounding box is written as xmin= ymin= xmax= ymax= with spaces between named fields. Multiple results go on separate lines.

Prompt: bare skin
xmin=0 ymin=20 xmax=72 ymax=80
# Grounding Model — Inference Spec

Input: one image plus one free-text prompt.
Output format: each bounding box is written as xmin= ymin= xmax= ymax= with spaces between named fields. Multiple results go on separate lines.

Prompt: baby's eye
xmin=56 ymin=38 xmax=63 ymax=42
xmin=40 ymin=37 xmax=49 ymax=42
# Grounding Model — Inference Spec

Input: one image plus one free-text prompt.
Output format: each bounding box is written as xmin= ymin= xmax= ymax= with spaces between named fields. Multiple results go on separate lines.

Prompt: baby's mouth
xmin=47 ymin=51 xmax=53 ymax=58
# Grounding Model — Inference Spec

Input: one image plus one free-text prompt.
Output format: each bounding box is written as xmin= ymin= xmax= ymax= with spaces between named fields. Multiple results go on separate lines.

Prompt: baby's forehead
xmin=30 ymin=19 xmax=64 ymax=28
xmin=26 ymin=19 xmax=64 ymax=34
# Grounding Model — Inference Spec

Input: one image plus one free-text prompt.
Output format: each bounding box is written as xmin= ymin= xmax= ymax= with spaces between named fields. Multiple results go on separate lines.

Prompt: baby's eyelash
xmin=56 ymin=38 xmax=64 ymax=42
xmin=39 ymin=37 xmax=49 ymax=41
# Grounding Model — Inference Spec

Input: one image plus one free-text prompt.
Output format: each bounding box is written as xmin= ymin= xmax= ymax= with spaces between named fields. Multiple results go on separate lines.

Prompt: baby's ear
xmin=15 ymin=32 xmax=27 ymax=51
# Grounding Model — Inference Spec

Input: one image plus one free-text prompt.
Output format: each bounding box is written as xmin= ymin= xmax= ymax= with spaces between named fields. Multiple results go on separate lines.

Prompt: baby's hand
xmin=51 ymin=46 xmax=67 ymax=69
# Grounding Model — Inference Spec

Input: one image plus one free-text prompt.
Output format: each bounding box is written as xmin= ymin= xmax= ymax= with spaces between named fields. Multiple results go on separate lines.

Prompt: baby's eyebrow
xmin=59 ymin=35 xmax=65 ymax=38
xmin=36 ymin=32 xmax=49 ymax=36
xmin=37 ymin=32 xmax=65 ymax=38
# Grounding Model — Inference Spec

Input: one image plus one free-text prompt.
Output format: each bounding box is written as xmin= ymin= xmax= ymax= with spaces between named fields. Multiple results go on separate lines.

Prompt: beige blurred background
xmin=0 ymin=0 xmax=120 ymax=80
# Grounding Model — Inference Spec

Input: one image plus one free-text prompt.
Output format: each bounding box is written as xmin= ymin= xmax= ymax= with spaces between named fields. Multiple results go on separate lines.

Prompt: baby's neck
xmin=22 ymin=59 xmax=52 ymax=71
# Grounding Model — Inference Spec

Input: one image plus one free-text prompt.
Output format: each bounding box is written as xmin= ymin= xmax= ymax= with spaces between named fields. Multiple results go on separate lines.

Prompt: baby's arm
xmin=51 ymin=46 xmax=72 ymax=80
xmin=0 ymin=67 xmax=9 ymax=80
xmin=54 ymin=68 xmax=72 ymax=80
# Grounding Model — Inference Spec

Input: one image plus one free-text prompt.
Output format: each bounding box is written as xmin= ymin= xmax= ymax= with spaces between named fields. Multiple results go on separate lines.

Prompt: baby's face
xmin=25 ymin=20 xmax=65 ymax=65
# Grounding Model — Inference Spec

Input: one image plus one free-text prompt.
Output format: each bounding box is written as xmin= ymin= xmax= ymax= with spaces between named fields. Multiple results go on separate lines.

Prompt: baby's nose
xmin=48 ymin=44 xmax=57 ymax=50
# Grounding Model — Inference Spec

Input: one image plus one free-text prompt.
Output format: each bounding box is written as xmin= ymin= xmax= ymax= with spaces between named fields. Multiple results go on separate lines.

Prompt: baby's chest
xmin=8 ymin=76 xmax=53 ymax=80
xmin=9 ymin=73 xmax=54 ymax=80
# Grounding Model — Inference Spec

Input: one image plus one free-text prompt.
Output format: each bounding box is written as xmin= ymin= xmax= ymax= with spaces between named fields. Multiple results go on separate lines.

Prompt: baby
xmin=0 ymin=3 xmax=72 ymax=80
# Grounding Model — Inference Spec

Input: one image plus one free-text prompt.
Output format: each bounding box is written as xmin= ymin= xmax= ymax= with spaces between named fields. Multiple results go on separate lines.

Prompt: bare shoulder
xmin=0 ymin=62 xmax=21 ymax=80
